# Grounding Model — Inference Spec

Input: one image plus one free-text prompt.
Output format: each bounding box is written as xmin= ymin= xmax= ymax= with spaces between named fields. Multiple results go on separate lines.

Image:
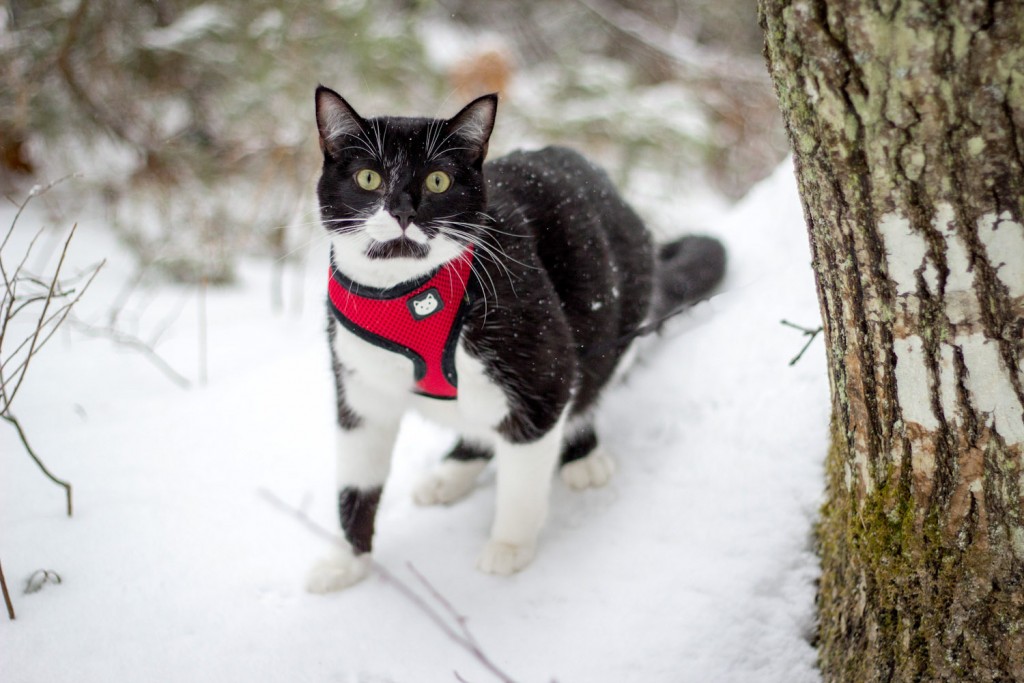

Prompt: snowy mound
xmin=2 ymin=160 xmax=825 ymax=682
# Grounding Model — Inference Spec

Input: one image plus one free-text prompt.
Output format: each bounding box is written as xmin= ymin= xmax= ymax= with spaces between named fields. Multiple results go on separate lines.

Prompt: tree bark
xmin=759 ymin=1 xmax=1024 ymax=681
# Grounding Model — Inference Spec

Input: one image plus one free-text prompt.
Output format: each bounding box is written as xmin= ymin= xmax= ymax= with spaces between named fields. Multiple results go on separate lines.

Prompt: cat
xmin=307 ymin=85 xmax=726 ymax=592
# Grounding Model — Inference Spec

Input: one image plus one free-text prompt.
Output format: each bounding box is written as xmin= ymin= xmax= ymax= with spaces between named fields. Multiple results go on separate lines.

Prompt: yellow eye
xmin=354 ymin=169 xmax=382 ymax=191
xmin=425 ymin=171 xmax=452 ymax=194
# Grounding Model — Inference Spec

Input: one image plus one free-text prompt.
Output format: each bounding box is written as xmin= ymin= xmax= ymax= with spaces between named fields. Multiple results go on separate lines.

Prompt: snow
xmin=2 ymin=158 xmax=826 ymax=682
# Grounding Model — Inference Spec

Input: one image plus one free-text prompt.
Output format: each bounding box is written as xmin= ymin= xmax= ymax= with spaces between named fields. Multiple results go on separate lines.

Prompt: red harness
xmin=327 ymin=247 xmax=475 ymax=400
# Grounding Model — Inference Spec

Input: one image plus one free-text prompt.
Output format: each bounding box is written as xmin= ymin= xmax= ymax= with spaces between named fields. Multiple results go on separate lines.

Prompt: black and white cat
xmin=307 ymin=86 xmax=725 ymax=592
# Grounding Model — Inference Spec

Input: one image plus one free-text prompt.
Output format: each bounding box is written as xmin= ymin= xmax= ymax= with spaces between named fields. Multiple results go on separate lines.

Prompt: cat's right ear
xmin=315 ymin=85 xmax=365 ymax=158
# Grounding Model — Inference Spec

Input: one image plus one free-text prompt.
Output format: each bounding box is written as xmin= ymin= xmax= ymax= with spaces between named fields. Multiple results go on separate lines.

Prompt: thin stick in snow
xmin=1 ymin=559 xmax=14 ymax=620
xmin=781 ymin=319 xmax=823 ymax=366
xmin=257 ymin=488 xmax=537 ymax=683
xmin=198 ymin=277 xmax=208 ymax=386
xmin=69 ymin=316 xmax=192 ymax=389
xmin=374 ymin=562 xmax=519 ymax=683
xmin=2 ymin=182 xmax=101 ymax=517
xmin=2 ymin=413 xmax=73 ymax=516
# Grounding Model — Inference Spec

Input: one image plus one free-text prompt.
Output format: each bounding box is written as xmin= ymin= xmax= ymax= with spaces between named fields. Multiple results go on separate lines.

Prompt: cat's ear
xmin=315 ymin=85 xmax=365 ymax=158
xmin=445 ymin=93 xmax=498 ymax=164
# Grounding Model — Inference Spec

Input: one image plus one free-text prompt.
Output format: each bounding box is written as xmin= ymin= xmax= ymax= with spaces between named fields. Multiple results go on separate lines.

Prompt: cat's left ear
xmin=445 ymin=93 xmax=498 ymax=164
xmin=315 ymin=85 xmax=366 ymax=158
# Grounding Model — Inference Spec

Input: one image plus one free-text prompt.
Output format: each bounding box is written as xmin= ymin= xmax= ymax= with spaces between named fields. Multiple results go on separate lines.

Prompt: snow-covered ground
xmin=2 ymin=159 xmax=826 ymax=682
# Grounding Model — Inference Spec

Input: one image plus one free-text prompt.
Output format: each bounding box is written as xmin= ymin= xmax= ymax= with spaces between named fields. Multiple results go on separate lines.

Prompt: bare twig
xmin=106 ymin=264 xmax=152 ymax=329
xmin=396 ymin=563 xmax=518 ymax=683
xmin=257 ymin=489 xmax=341 ymax=547
xmin=0 ymin=226 xmax=43 ymax=306
xmin=68 ymin=261 xmax=194 ymax=389
xmin=4 ymin=222 xmax=79 ymax=408
xmin=198 ymin=278 xmax=208 ymax=386
xmin=781 ymin=319 xmax=823 ymax=366
xmin=407 ymin=563 xmax=483 ymax=651
xmin=1 ymin=259 xmax=105 ymax=398
xmin=375 ymin=561 xmax=522 ymax=683
xmin=8 ymin=290 xmax=72 ymax=320
xmin=572 ymin=0 xmax=769 ymax=85
xmin=1 ymin=182 xmax=100 ymax=517
xmin=0 ymin=559 xmax=14 ymax=620
xmin=147 ymin=289 xmax=192 ymax=348
xmin=1 ymin=413 xmax=72 ymax=516
xmin=56 ymin=0 xmax=149 ymax=154
xmin=1 ymin=174 xmax=79 ymax=255
xmin=68 ymin=316 xmax=192 ymax=389
xmin=258 ymin=489 xmax=529 ymax=683
xmin=24 ymin=569 xmax=63 ymax=594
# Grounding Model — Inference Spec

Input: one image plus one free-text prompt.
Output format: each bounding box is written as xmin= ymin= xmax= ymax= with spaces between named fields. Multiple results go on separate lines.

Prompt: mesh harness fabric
xmin=327 ymin=246 xmax=475 ymax=400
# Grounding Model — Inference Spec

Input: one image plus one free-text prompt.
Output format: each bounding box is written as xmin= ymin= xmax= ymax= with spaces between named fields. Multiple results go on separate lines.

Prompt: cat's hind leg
xmin=413 ymin=437 xmax=492 ymax=506
xmin=559 ymin=421 xmax=615 ymax=490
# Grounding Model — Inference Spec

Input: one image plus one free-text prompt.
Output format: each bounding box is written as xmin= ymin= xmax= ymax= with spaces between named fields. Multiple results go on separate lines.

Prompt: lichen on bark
xmin=759 ymin=0 xmax=1024 ymax=680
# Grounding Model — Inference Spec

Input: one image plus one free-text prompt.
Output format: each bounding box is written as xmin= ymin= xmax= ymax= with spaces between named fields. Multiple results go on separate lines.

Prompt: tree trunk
xmin=758 ymin=1 xmax=1024 ymax=681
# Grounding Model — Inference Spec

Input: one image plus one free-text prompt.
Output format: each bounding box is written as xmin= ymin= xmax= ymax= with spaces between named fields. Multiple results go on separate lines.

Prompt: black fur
xmin=326 ymin=316 xmax=362 ymax=430
xmin=443 ymin=426 xmax=600 ymax=467
xmin=653 ymin=235 xmax=728 ymax=318
xmin=444 ymin=438 xmax=494 ymax=462
xmin=463 ymin=147 xmax=655 ymax=443
xmin=560 ymin=425 xmax=599 ymax=466
xmin=338 ymin=486 xmax=382 ymax=554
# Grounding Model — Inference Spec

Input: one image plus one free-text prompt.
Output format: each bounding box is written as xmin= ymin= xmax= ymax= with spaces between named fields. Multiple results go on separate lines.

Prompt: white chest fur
xmin=331 ymin=319 xmax=509 ymax=440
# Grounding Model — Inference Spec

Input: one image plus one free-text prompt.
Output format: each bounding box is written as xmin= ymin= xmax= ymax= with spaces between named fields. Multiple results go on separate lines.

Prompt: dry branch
xmin=68 ymin=316 xmax=192 ymax=389
xmin=56 ymin=0 xmax=149 ymax=154
xmin=65 ymin=261 xmax=195 ymax=390
xmin=1 ymin=181 xmax=102 ymax=516
xmin=573 ymin=0 xmax=768 ymax=85
xmin=1 ymin=559 xmax=14 ymax=620
xmin=24 ymin=569 xmax=63 ymax=594
xmin=258 ymin=489 xmax=535 ymax=683
xmin=2 ymin=413 xmax=73 ymax=516
xmin=780 ymin=319 xmax=823 ymax=367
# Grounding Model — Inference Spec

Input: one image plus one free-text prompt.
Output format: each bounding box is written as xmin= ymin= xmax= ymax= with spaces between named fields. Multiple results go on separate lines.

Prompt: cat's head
xmin=315 ymin=86 xmax=497 ymax=288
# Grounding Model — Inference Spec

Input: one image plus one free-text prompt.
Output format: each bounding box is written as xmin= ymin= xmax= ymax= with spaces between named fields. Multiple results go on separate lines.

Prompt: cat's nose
xmin=390 ymin=207 xmax=416 ymax=230
xmin=389 ymin=194 xmax=417 ymax=230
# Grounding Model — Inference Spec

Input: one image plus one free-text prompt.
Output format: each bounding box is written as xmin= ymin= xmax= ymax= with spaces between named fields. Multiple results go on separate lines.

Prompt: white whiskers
xmin=429 ymin=216 xmax=539 ymax=307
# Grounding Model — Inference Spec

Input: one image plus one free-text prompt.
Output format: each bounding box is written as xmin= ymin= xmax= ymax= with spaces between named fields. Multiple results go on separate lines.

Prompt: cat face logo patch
xmin=408 ymin=288 xmax=444 ymax=320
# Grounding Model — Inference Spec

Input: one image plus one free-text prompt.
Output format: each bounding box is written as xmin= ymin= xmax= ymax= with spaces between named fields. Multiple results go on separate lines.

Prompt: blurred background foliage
xmin=0 ymin=0 xmax=786 ymax=284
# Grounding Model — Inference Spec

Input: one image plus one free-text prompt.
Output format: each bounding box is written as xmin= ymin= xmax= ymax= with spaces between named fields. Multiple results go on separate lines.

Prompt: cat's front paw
xmin=306 ymin=545 xmax=371 ymax=593
xmin=476 ymin=540 xmax=536 ymax=575
xmin=413 ymin=459 xmax=487 ymax=506
xmin=560 ymin=448 xmax=615 ymax=490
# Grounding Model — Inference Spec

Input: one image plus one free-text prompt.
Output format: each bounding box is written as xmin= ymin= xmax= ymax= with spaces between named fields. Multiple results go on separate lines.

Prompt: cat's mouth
xmin=365 ymin=236 xmax=430 ymax=261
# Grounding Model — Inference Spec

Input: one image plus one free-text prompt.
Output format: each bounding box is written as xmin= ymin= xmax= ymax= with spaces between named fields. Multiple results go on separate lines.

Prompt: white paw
xmin=476 ymin=540 xmax=536 ymax=575
xmin=560 ymin=449 xmax=615 ymax=490
xmin=413 ymin=459 xmax=487 ymax=506
xmin=306 ymin=545 xmax=371 ymax=593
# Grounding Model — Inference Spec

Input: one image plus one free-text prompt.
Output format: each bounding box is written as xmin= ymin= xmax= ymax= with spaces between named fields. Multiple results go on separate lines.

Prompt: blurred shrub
xmin=2 ymin=0 xmax=442 ymax=283
xmin=1 ymin=0 xmax=785 ymax=284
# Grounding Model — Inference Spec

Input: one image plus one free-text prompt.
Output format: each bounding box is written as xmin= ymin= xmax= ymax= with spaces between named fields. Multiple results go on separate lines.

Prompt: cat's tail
xmin=583 ymin=234 xmax=726 ymax=360
xmin=650 ymin=234 xmax=727 ymax=320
